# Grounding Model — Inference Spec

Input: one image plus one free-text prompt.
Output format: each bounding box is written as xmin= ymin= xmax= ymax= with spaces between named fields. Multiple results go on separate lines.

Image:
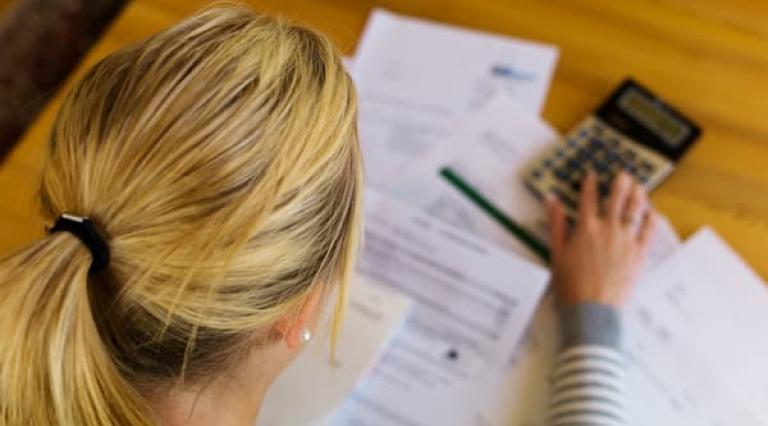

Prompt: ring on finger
xmin=620 ymin=212 xmax=641 ymax=227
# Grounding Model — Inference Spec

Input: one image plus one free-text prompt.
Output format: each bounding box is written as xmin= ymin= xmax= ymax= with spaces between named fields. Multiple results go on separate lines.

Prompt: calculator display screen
xmin=618 ymin=88 xmax=690 ymax=147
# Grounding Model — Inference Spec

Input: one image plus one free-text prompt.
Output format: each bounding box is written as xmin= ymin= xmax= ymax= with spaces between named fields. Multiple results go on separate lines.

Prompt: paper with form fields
xmin=327 ymin=190 xmax=550 ymax=425
xmin=353 ymin=9 xmax=558 ymax=190
xmin=625 ymin=227 xmax=768 ymax=424
xmin=257 ymin=275 xmax=411 ymax=426
xmin=476 ymin=219 xmax=684 ymax=426
xmin=480 ymin=228 xmax=768 ymax=426
xmin=391 ymin=95 xmax=556 ymax=260
xmin=392 ymin=94 xmax=683 ymax=267
xmin=384 ymin=94 xmax=705 ymax=424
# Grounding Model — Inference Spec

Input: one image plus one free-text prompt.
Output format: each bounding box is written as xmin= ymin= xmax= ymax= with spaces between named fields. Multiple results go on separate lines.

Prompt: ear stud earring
xmin=300 ymin=329 xmax=313 ymax=344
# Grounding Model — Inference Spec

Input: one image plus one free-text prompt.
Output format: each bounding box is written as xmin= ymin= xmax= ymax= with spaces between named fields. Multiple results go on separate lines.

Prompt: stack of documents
xmin=481 ymin=229 xmax=768 ymax=426
xmin=351 ymin=9 xmax=558 ymax=192
xmin=332 ymin=191 xmax=550 ymax=425
xmin=260 ymin=8 xmax=768 ymax=426
xmin=257 ymin=274 xmax=411 ymax=425
xmin=623 ymin=229 xmax=768 ymax=424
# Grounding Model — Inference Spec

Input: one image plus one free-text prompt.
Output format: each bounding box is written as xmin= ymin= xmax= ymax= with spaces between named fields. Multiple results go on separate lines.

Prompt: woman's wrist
xmin=558 ymin=302 xmax=622 ymax=349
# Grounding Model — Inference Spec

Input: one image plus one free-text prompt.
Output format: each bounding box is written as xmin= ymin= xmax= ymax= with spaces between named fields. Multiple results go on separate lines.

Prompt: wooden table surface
xmin=1 ymin=0 xmax=767 ymax=278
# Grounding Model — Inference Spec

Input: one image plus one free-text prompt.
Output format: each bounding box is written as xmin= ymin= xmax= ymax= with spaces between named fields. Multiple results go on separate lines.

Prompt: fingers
xmin=546 ymin=194 xmax=567 ymax=263
xmin=638 ymin=208 xmax=658 ymax=247
xmin=607 ymin=172 xmax=633 ymax=220
xmin=623 ymin=182 xmax=648 ymax=230
xmin=578 ymin=171 xmax=599 ymax=224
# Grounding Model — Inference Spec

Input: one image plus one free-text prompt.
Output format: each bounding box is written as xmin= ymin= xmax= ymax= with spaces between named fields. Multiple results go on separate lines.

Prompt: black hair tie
xmin=49 ymin=214 xmax=110 ymax=273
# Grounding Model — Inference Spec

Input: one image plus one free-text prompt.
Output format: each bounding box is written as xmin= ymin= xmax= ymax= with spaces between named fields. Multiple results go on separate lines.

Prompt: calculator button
xmin=611 ymin=161 xmax=627 ymax=172
xmin=598 ymin=182 xmax=611 ymax=198
xmin=592 ymin=151 xmax=607 ymax=163
xmin=588 ymin=138 xmax=605 ymax=150
xmin=532 ymin=169 xmax=543 ymax=179
xmin=553 ymin=188 xmax=578 ymax=210
xmin=567 ymin=158 xmax=583 ymax=169
xmin=576 ymin=149 xmax=592 ymax=162
xmin=555 ymin=169 xmax=570 ymax=182
xmin=555 ymin=148 xmax=566 ymax=158
xmin=568 ymin=173 xmax=584 ymax=193
xmin=567 ymin=138 xmax=579 ymax=147
xmin=570 ymin=180 xmax=582 ymax=193
xmin=640 ymin=161 xmax=655 ymax=173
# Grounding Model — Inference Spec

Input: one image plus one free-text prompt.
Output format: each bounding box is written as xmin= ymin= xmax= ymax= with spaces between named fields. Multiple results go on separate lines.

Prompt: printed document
xmin=392 ymin=94 xmax=683 ymax=267
xmin=381 ymin=94 xmax=697 ymax=424
xmin=625 ymin=228 xmax=768 ymax=424
xmin=479 ymin=228 xmax=768 ymax=426
xmin=353 ymin=9 xmax=558 ymax=190
xmin=391 ymin=95 xmax=557 ymax=257
xmin=258 ymin=275 xmax=411 ymax=426
xmin=328 ymin=190 xmax=550 ymax=425
xmin=476 ymin=220 xmax=683 ymax=426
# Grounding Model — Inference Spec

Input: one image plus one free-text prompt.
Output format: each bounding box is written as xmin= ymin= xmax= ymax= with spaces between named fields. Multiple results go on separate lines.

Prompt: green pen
xmin=439 ymin=167 xmax=550 ymax=263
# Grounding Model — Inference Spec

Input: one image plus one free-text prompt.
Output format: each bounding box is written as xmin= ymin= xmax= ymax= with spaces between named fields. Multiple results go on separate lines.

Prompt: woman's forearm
xmin=546 ymin=302 xmax=626 ymax=426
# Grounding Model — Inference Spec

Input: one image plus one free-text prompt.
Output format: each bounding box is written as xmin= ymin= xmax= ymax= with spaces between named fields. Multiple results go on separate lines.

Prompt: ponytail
xmin=0 ymin=235 xmax=153 ymax=425
xmin=0 ymin=5 xmax=361 ymax=425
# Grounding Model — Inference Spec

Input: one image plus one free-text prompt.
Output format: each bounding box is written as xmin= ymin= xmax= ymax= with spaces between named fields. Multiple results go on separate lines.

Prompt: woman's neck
xmin=153 ymin=375 xmax=269 ymax=426
xmin=149 ymin=343 xmax=292 ymax=426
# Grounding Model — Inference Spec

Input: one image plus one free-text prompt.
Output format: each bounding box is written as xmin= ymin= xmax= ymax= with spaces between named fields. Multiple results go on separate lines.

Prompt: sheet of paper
xmin=479 ymin=227 xmax=768 ymax=426
xmin=473 ymin=292 xmax=560 ymax=426
xmin=258 ymin=275 xmax=411 ymax=426
xmin=326 ymin=190 xmax=550 ymax=425
xmin=625 ymin=227 xmax=768 ymax=424
xmin=391 ymin=94 xmax=683 ymax=268
xmin=391 ymin=95 xmax=557 ymax=257
xmin=353 ymin=9 xmax=558 ymax=190
xmin=492 ymin=314 xmax=758 ymax=426
xmin=354 ymin=9 xmax=559 ymax=115
xmin=623 ymin=305 xmax=760 ymax=426
xmin=380 ymin=94 xmax=695 ymax=424
xmin=475 ymin=215 xmax=683 ymax=426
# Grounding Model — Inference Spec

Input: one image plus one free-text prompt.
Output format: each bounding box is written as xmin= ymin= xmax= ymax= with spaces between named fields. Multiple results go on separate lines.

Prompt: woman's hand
xmin=547 ymin=171 xmax=657 ymax=308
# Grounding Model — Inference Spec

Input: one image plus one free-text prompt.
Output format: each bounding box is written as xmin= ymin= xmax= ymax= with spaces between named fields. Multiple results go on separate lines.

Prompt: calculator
xmin=524 ymin=79 xmax=701 ymax=218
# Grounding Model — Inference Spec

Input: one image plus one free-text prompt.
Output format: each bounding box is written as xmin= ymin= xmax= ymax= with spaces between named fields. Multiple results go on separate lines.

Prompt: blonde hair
xmin=0 ymin=6 xmax=362 ymax=425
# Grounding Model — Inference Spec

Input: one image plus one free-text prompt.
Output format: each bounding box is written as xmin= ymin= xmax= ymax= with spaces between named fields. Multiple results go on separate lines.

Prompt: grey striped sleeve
xmin=546 ymin=303 xmax=626 ymax=426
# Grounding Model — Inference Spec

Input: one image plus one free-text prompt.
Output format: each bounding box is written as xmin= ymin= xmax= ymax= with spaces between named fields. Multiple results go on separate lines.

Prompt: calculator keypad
xmin=525 ymin=116 xmax=673 ymax=218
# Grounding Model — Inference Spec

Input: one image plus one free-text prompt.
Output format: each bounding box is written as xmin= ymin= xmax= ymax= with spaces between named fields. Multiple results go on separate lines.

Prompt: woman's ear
xmin=275 ymin=285 xmax=325 ymax=351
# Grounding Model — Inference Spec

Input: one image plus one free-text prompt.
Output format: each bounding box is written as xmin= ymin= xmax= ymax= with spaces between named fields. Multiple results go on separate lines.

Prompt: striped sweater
xmin=547 ymin=303 xmax=625 ymax=426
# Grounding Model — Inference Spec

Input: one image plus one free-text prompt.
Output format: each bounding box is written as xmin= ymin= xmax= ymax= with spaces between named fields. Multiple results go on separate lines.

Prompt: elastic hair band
xmin=49 ymin=214 xmax=110 ymax=273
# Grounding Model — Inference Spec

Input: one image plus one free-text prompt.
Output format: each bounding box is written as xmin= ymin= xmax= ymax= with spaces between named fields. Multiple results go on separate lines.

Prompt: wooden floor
xmin=1 ymin=0 xmax=767 ymax=278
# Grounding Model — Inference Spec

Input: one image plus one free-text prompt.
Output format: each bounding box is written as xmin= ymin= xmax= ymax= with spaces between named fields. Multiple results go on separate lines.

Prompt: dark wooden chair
xmin=0 ymin=0 xmax=125 ymax=163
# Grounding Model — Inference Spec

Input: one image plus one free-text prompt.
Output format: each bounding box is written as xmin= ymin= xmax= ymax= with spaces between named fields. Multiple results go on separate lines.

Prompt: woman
xmin=0 ymin=7 xmax=654 ymax=426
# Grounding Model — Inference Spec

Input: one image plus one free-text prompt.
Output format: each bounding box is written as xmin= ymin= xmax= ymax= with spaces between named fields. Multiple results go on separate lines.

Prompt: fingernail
xmin=545 ymin=192 xmax=557 ymax=205
xmin=618 ymin=171 xmax=631 ymax=184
